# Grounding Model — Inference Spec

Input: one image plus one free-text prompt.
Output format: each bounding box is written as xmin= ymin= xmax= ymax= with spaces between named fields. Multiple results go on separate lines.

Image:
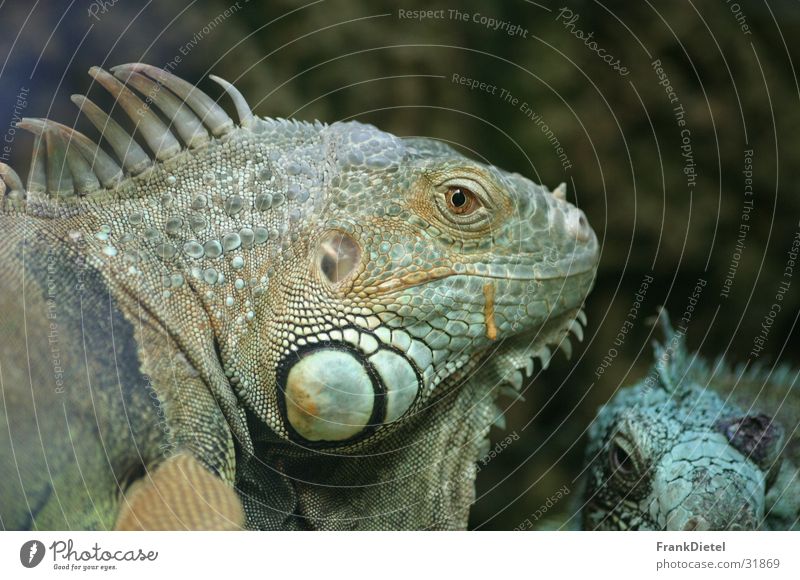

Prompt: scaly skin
xmin=582 ymin=312 xmax=799 ymax=530
xmin=0 ymin=63 xmax=598 ymax=530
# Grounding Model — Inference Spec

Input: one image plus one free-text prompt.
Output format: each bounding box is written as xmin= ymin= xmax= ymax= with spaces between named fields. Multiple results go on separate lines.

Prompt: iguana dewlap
xmin=0 ymin=63 xmax=598 ymax=530
xmin=582 ymin=312 xmax=799 ymax=530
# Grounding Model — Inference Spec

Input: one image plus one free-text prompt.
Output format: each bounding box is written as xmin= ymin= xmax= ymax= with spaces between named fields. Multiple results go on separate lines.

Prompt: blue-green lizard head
xmin=254 ymin=121 xmax=598 ymax=448
xmin=582 ymin=314 xmax=785 ymax=530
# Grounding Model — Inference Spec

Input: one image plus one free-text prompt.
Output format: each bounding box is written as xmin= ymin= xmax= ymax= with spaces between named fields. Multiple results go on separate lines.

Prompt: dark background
xmin=1 ymin=0 xmax=798 ymax=529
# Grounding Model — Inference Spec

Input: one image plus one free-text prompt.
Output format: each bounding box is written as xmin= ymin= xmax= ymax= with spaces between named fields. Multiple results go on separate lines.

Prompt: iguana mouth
xmin=364 ymin=265 xmax=596 ymax=296
xmin=364 ymin=266 xmax=454 ymax=295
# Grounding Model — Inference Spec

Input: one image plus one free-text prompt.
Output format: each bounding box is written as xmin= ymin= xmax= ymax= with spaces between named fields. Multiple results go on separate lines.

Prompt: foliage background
xmin=1 ymin=0 xmax=798 ymax=529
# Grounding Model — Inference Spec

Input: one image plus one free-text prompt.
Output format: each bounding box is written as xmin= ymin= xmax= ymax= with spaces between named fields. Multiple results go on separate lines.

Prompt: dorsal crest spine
xmin=0 ymin=63 xmax=257 ymax=207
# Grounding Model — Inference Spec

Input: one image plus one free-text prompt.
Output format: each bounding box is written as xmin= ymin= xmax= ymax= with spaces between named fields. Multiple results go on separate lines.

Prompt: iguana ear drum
xmin=276 ymin=340 xmax=421 ymax=445
xmin=317 ymin=230 xmax=361 ymax=285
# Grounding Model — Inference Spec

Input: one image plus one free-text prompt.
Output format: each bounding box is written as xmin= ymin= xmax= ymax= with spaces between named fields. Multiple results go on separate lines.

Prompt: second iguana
xmin=581 ymin=313 xmax=799 ymax=530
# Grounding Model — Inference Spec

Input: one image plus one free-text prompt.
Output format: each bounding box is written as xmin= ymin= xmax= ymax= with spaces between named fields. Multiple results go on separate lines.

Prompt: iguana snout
xmin=652 ymin=437 xmax=765 ymax=530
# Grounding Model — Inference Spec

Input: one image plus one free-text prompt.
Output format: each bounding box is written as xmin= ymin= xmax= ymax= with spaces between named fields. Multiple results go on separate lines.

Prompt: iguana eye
xmin=445 ymin=186 xmax=479 ymax=214
xmin=608 ymin=436 xmax=643 ymax=486
xmin=429 ymin=176 xmax=494 ymax=231
xmin=610 ymin=442 xmax=634 ymax=476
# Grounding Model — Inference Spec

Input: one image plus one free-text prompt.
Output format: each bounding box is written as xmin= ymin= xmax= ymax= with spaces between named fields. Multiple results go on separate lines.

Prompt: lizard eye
xmin=430 ymin=175 xmax=493 ymax=232
xmin=608 ymin=436 xmax=641 ymax=485
xmin=610 ymin=442 xmax=634 ymax=475
xmin=445 ymin=186 xmax=480 ymax=214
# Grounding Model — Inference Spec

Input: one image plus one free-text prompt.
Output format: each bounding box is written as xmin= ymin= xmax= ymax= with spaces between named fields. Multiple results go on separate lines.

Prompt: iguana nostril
xmin=318 ymin=230 xmax=361 ymax=284
xmin=566 ymin=208 xmax=592 ymax=242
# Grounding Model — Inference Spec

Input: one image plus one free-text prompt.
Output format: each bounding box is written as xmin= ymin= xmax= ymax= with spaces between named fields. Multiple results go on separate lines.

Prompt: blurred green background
xmin=1 ymin=0 xmax=798 ymax=529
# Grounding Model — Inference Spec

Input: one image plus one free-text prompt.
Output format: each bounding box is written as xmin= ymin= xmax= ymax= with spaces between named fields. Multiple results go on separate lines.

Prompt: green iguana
xmin=0 ymin=63 xmax=598 ymax=530
xmin=581 ymin=312 xmax=799 ymax=530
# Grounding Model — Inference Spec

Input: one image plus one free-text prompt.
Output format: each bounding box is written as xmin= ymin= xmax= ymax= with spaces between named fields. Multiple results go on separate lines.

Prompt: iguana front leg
xmin=112 ymin=297 xmax=247 ymax=530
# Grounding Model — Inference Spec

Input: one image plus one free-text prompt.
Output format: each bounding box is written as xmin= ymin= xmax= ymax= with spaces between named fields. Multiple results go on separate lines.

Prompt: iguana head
xmin=582 ymin=314 xmax=784 ymax=530
xmin=254 ymin=122 xmax=599 ymax=447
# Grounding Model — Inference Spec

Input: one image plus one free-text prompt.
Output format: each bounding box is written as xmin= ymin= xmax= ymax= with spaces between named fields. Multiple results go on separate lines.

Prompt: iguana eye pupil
xmin=610 ymin=442 xmax=634 ymax=475
xmin=445 ymin=186 xmax=477 ymax=214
